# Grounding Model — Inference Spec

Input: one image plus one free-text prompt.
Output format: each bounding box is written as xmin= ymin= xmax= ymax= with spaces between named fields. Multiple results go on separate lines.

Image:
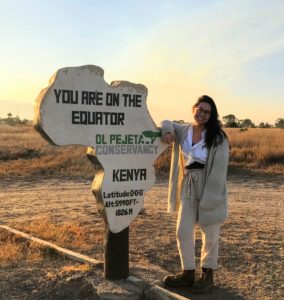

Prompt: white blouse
xmin=182 ymin=125 xmax=208 ymax=165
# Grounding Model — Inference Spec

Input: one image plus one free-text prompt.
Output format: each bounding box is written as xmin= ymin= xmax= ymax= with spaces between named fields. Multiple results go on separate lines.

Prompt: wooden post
xmin=87 ymin=148 xmax=129 ymax=279
xmin=104 ymin=226 xmax=129 ymax=279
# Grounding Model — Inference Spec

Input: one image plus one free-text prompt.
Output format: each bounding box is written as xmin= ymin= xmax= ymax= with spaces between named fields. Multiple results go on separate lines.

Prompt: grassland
xmin=0 ymin=124 xmax=283 ymax=299
xmin=225 ymin=128 xmax=284 ymax=173
xmin=0 ymin=124 xmax=283 ymax=179
xmin=0 ymin=124 xmax=93 ymax=178
xmin=0 ymin=220 xmax=96 ymax=267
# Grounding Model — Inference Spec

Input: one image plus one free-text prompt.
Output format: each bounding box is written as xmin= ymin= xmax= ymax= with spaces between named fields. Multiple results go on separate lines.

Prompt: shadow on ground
xmin=166 ymin=285 xmax=245 ymax=300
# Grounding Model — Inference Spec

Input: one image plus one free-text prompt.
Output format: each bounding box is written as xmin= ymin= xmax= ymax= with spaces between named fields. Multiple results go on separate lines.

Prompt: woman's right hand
xmin=161 ymin=132 xmax=173 ymax=144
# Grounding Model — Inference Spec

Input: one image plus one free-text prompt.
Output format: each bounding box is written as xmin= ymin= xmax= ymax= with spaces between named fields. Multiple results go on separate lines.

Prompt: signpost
xmin=34 ymin=65 xmax=167 ymax=279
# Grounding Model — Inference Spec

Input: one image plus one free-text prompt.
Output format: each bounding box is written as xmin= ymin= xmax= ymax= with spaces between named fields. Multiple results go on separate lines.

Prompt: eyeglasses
xmin=195 ymin=106 xmax=211 ymax=116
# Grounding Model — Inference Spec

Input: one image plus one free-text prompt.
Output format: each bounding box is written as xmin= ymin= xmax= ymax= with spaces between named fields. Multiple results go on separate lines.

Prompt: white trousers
xmin=176 ymin=169 xmax=221 ymax=270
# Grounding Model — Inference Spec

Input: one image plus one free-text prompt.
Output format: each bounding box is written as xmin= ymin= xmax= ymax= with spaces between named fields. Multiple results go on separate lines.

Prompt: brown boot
xmin=163 ymin=270 xmax=195 ymax=287
xmin=191 ymin=268 xmax=214 ymax=293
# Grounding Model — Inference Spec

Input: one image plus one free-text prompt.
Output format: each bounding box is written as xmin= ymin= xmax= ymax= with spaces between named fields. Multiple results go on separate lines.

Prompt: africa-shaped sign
xmin=34 ymin=65 xmax=167 ymax=233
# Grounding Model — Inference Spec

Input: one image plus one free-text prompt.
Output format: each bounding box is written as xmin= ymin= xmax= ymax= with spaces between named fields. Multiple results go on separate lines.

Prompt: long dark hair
xmin=193 ymin=95 xmax=227 ymax=149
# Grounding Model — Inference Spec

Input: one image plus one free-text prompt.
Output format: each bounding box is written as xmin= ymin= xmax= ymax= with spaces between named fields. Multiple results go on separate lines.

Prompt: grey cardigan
xmin=161 ymin=120 xmax=229 ymax=226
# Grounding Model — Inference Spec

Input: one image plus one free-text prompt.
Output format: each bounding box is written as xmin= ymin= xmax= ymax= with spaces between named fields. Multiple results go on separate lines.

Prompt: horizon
xmin=0 ymin=99 xmax=281 ymax=126
xmin=0 ymin=1 xmax=283 ymax=125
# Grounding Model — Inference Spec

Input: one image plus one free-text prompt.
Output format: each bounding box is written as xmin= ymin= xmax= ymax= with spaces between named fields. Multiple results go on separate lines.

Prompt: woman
xmin=161 ymin=95 xmax=229 ymax=293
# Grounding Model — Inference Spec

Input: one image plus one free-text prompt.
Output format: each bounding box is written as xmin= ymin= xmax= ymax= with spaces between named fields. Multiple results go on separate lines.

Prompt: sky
xmin=0 ymin=0 xmax=283 ymax=125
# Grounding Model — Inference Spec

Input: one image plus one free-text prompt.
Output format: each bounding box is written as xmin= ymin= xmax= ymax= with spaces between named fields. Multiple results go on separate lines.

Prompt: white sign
xmin=34 ymin=65 xmax=167 ymax=233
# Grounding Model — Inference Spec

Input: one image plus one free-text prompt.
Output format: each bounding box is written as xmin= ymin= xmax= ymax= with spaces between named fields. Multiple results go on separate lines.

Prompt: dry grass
xmin=13 ymin=218 xmax=101 ymax=252
xmin=58 ymin=264 xmax=91 ymax=274
xmin=155 ymin=127 xmax=284 ymax=175
xmin=0 ymin=124 xmax=94 ymax=178
xmin=225 ymin=128 xmax=284 ymax=173
xmin=0 ymin=124 xmax=283 ymax=178
xmin=45 ymin=264 xmax=92 ymax=281
xmin=0 ymin=218 xmax=102 ymax=266
xmin=0 ymin=228 xmax=44 ymax=266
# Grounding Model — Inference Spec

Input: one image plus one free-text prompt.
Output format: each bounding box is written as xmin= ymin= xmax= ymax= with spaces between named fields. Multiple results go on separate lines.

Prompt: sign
xmin=34 ymin=65 xmax=167 ymax=233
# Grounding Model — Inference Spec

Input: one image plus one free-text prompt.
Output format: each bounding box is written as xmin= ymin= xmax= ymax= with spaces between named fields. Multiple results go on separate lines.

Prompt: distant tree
xmin=259 ymin=122 xmax=272 ymax=128
xmin=275 ymin=118 xmax=284 ymax=128
xmin=239 ymin=118 xmax=256 ymax=128
xmin=223 ymin=114 xmax=239 ymax=128
xmin=1 ymin=113 xmax=30 ymax=126
xmin=14 ymin=115 xmax=21 ymax=124
xmin=6 ymin=112 xmax=15 ymax=125
xmin=21 ymin=119 xmax=29 ymax=125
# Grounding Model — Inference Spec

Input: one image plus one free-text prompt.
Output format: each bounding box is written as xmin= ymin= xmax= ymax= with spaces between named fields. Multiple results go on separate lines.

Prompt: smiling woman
xmin=160 ymin=95 xmax=229 ymax=293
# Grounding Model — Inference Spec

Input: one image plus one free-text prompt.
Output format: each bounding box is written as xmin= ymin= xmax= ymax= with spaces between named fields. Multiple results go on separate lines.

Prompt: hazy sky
xmin=0 ymin=0 xmax=283 ymax=124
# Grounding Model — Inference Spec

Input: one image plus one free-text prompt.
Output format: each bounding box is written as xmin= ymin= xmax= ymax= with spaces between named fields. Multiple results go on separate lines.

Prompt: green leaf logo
xmin=142 ymin=131 xmax=161 ymax=143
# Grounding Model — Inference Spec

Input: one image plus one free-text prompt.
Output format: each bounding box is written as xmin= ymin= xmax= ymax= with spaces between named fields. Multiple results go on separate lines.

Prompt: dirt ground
xmin=0 ymin=174 xmax=283 ymax=299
